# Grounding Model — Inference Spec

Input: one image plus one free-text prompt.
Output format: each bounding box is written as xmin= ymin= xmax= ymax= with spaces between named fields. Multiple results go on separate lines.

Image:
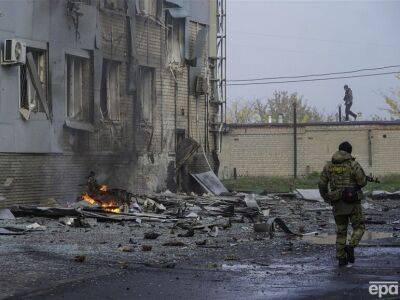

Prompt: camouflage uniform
xmin=318 ymin=150 xmax=367 ymax=259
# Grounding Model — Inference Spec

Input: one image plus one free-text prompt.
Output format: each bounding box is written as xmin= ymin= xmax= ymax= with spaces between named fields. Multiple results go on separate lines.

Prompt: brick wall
xmin=219 ymin=122 xmax=400 ymax=179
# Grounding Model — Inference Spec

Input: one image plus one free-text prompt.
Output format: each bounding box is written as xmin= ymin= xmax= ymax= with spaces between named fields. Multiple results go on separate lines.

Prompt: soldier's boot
xmin=338 ymin=257 xmax=348 ymax=267
xmin=345 ymin=245 xmax=355 ymax=263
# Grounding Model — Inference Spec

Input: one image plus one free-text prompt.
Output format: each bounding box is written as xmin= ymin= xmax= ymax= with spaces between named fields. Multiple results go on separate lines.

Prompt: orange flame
xmin=82 ymin=192 xmax=120 ymax=213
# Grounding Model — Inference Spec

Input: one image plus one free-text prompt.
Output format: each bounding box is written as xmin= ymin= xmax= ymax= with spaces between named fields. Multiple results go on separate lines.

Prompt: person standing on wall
xmin=343 ymin=85 xmax=357 ymax=121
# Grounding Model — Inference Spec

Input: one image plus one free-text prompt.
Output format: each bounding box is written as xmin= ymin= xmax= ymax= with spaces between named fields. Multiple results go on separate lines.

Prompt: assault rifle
xmin=366 ymin=174 xmax=380 ymax=184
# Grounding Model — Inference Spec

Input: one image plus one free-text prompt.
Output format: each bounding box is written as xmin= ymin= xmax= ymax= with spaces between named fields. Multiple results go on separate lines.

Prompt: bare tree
xmin=227 ymin=99 xmax=256 ymax=124
xmin=382 ymin=75 xmax=400 ymax=119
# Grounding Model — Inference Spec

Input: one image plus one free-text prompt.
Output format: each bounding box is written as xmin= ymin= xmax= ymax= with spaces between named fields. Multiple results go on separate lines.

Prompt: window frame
xmin=19 ymin=46 xmax=48 ymax=119
xmin=166 ymin=16 xmax=185 ymax=64
xmin=138 ymin=66 xmax=155 ymax=124
xmin=100 ymin=59 xmax=121 ymax=122
xmin=65 ymin=51 xmax=92 ymax=123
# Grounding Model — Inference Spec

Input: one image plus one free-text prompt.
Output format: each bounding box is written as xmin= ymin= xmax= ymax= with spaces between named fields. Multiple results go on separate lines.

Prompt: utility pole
xmin=293 ymin=100 xmax=297 ymax=180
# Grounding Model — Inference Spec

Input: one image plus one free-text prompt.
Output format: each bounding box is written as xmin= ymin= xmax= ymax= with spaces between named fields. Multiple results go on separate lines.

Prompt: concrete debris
xmin=59 ymin=217 xmax=98 ymax=228
xmin=0 ymin=209 xmax=15 ymax=220
xmin=295 ymin=189 xmax=324 ymax=202
xmin=26 ymin=223 xmax=46 ymax=231
xmin=185 ymin=212 xmax=199 ymax=218
xmin=119 ymin=245 xmax=134 ymax=252
xmin=244 ymin=194 xmax=260 ymax=209
xmin=371 ymin=190 xmax=400 ymax=200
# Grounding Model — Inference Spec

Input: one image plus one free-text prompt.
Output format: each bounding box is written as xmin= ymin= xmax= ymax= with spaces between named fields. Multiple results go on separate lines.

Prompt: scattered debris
xmin=178 ymin=228 xmax=195 ymax=237
xmin=225 ymin=254 xmax=239 ymax=261
xmin=207 ymin=226 xmax=219 ymax=237
xmin=59 ymin=217 xmax=98 ymax=228
xmin=73 ymin=255 xmax=86 ymax=263
xmin=0 ymin=228 xmax=25 ymax=235
xmin=144 ymin=231 xmax=161 ymax=240
xmin=26 ymin=223 xmax=46 ymax=231
xmin=371 ymin=190 xmax=400 ymax=200
xmin=195 ymin=239 xmax=207 ymax=246
xmin=142 ymin=199 xmax=166 ymax=213
xmin=162 ymin=240 xmax=187 ymax=247
xmin=119 ymin=245 xmax=134 ymax=252
xmin=141 ymin=245 xmax=152 ymax=251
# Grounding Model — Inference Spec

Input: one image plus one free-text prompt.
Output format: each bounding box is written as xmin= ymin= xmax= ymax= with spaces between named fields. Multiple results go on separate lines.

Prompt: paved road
xmin=10 ymin=246 xmax=400 ymax=300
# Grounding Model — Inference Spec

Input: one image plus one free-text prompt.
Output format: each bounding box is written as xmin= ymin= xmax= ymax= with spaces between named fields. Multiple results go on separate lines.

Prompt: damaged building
xmin=0 ymin=0 xmax=227 ymax=207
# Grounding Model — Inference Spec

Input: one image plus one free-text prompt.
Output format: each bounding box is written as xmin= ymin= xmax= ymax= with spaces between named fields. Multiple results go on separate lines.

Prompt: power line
xmin=228 ymin=65 xmax=400 ymax=82
xmin=230 ymin=30 xmax=400 ymax=50
xmin=227 ymin=71 xmax=400 ymax=86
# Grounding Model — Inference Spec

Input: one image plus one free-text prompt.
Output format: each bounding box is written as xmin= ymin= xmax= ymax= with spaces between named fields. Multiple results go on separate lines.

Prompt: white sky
xmin=227 ymin=0 xmax=400 ymax=119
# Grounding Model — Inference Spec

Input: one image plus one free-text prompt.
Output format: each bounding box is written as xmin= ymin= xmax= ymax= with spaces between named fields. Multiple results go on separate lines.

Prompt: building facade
xmin=220 ymin=121 xmax=400 ymax=179
xmin=0 ymin=0 xmax=223 ymax=207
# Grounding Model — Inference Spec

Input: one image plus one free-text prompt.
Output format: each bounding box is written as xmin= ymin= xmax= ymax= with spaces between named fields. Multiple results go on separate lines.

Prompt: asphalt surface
xmin=8 ymin=245 xmax=400 ymax=300
xmin=2 ymin=195 xmax=399 ymax=300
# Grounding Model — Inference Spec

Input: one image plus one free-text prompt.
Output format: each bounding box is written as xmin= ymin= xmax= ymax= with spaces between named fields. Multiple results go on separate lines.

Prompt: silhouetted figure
xmin=343 ymin=85 xmax=357 ymax=121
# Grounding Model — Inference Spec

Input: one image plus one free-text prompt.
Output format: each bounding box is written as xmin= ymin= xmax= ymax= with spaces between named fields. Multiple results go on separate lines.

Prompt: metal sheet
xmin=296 ymin=189 xmax=324 ymax=202
xmin=190 ymin=171 xmax=228 ymax=196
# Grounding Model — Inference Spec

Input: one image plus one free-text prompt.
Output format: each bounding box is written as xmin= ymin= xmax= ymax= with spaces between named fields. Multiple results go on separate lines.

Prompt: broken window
xmin=166 ymin=16 xmax=185 ymax=64
xmin=138 ymin=66 xmax=155 ymax=123
xmin=66 ymin=55 xmax=92 ymax=122
xmin=100 ymin=60 xmax=120 ymax=121
xmin=20 ymin=48 xmax=47 ymax=114
xmin=137 ymin=0 xmax=162 ymax=18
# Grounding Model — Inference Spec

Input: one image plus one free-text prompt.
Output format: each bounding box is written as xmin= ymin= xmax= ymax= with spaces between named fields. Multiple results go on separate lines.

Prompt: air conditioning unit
xmin=2 ymin=39 xmax=26 ymax=65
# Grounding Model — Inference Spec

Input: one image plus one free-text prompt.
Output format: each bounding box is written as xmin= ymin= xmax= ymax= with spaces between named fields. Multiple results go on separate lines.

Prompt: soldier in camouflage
xmin=318 ymin=141 xmax=367 ymax=266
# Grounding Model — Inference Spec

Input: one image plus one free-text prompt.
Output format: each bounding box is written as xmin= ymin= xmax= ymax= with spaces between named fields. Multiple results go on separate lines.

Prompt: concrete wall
xmin=219 ymin=121 xmax=400 ymax=179
xmin=0 ymin=0 xmax=219 ymax=207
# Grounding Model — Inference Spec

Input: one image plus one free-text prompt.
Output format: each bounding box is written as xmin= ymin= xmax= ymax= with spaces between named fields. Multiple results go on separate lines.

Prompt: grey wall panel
xmin=185 ymin=0 xmax=209 ymax=24
xmin=0 ymin=0 xmax=98 ymax=153
xmin=0 ymin=124 xmax=15 ymax=152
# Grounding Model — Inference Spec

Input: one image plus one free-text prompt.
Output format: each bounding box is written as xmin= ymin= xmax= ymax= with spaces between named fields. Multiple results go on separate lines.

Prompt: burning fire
xmin=82 ymin=192 xmax=120 ymax=213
